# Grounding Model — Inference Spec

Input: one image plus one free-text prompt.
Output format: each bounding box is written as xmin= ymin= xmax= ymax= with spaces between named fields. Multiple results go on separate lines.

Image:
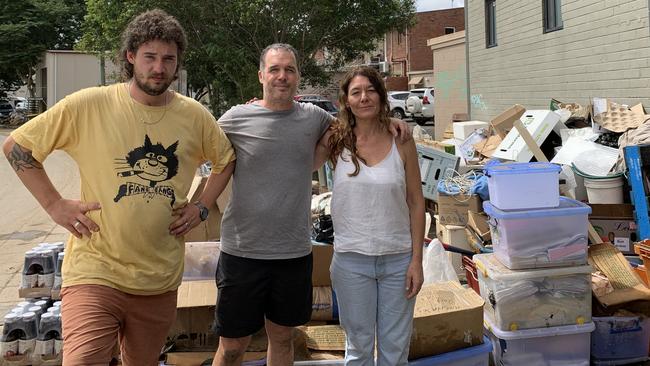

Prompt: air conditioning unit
xmin=378 ymin=62 xmax=389 ymax=73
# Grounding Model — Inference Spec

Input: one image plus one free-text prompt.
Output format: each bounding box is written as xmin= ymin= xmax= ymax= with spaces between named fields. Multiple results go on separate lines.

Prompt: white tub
xmin=485 ymin=317 xmax=594 ymax=366
xmin=474 ymin=253 xmax=592 ymax=330
xmin=485 ymin=162 xmax=561 ymax=210
xmin=483 ymin=197 xmax=591 ymax=269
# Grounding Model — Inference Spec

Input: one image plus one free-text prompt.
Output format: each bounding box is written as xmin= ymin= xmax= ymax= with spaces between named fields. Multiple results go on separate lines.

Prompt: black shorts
xmin=213 ymin=251 xmax=313 ymax=338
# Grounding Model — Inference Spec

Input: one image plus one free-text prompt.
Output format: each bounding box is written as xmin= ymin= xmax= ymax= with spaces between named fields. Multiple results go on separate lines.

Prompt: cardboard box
xmin=185 ymin=176 xmax=224 ymax=242
xmin=589 ymin=204 xmax=637 ymax=255
xmin=490 ymin=104 xmax=525 ymax=138
xmin=18 ymin=287 xmax=53 ymax=299
xmin=416 ymin=144 xmax=460 ymax=201
xmin=588 ymin=242 xmax=650 ymax=307
xmin=409 ymin=281 xmax=484 ymax=359
xmin=312 ymin=243 xmax=333 ymax=287
xmin=491 ymin=110 xmax=563 ymax=162
xmin=168 ymin=280 xmax=218 ymax=351
xmin=436 ymin=193 xmax=482 ymax=226
xmin=435 ymin=219 xmax=471 ymax=281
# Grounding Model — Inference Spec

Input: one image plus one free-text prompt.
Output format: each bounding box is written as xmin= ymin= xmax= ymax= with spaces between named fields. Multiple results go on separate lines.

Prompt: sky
xmin=417 ymin=0 xmax=464 ymax=12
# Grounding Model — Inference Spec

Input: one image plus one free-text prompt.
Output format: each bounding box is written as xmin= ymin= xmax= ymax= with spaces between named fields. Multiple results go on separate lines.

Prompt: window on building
xmin=543 ymin=0 xmax=563 ymax=32
xmin=444 ymin=27 xmax=456 ymax=35
xmin=485 ymin=0 xmax=497 ymax=48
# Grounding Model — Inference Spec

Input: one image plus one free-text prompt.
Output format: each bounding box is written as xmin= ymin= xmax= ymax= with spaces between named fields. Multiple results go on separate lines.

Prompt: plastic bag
xmin=422 ymin=238 xmax=460 ymax=285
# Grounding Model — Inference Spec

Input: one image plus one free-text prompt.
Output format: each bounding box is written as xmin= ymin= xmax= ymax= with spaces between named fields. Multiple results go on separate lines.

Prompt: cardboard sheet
xmin=304 ymin=325 xmax=346 ymax=351
xmin=588 ymin=243 xmax=650 ymax=307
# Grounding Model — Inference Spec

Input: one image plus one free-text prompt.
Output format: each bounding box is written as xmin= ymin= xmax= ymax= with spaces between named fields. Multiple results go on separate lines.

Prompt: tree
xmin=0 ymin=0 xmax=86 ymax=98
xmin=79 ymin=0 xmax=416 ymax=114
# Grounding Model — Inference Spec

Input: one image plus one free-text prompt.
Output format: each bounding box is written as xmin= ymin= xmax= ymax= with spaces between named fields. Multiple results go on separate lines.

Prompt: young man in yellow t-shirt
xmin=2 ymin=9 xmax=235 ymax=366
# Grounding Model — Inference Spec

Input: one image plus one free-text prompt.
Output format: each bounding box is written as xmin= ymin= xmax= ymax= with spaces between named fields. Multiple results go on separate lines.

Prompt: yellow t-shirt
xmin=11 ymin=83 xmax=235 ymax=295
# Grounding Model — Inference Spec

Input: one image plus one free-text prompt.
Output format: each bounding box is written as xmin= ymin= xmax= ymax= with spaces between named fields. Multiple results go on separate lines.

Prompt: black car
xmin=298 ymin=98 xmax=338 ymax=117
xmin=0 ymin=101 xmax=13 ymax=119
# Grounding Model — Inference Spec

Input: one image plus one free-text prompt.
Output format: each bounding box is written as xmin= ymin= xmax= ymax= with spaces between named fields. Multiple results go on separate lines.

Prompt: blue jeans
xmin=330 ymin=251 xmax=415 ymax=366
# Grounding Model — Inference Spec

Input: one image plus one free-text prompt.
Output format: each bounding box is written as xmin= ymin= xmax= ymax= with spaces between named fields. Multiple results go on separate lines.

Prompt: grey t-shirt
xmin=218 ymin=101 xmax=333 ymax=259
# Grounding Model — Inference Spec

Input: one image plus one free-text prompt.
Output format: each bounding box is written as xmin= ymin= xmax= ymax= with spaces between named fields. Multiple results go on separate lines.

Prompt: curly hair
xmin=119 ymin=9 xmax=187 ymax=80
xmin=328 ymin=66 xmax=392 ymax=176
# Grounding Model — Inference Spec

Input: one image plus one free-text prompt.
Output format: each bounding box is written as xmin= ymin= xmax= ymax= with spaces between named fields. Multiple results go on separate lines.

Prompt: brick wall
xmin=410 ymin=8 xmax=466 ymax=71
xmin=467 ymin=0 xmax=650 ymax=121
xmin=386 ymin=8 xmax=465 ymax=76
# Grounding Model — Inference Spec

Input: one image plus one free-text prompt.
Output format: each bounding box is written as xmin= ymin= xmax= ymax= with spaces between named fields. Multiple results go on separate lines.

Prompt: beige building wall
xmin=428 ymin=31 xmax=467 ymax=140
xmin=467 ymin=0 xmax=650 ymax=121
xmin=43 ymin=51 xmax=120 ymax=108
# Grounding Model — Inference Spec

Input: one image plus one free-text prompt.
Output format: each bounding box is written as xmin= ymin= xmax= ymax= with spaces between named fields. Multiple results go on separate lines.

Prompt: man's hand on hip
xmin=46 ymin=199 xmax=101 ymax=239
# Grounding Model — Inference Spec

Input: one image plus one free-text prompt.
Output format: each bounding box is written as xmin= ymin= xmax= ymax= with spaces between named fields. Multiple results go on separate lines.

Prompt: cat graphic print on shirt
xmin=114 ymin=134 xmax=178 ymax=206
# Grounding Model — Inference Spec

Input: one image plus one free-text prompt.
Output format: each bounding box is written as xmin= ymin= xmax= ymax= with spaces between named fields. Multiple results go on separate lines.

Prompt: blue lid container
xmin=408 ymin=336 xmax=492 ymax=365
xmin=485 ymin=162 xmax=561 ymax=176
xmin=483 ymin=196 xmax=591 ymax=219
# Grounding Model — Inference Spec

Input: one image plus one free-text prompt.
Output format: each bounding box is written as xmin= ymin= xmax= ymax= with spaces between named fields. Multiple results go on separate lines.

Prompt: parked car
xmin=0 ymin=100 xmax=14 ymax=119
xmin=293 ymin=94 xmax=323 ymax=101
xmin=406 ymin=88 xmax=435 ymax=125
xmin=297 ymin=97 xmax=338 ymax=117
xmin=387 ymin=91 xmax=411 ymax=120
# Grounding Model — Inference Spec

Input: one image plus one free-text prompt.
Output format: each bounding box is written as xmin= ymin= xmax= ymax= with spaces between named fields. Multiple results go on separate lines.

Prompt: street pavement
xmin=0 ymin=128 xmax=79 ymax=333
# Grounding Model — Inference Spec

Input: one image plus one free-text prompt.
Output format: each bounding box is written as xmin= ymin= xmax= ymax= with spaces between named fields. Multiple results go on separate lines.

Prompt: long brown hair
xmin=329 ymin=66 xmax=391 ymax=176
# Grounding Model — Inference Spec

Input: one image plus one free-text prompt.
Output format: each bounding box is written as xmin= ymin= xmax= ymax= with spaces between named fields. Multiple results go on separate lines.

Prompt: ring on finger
xmin=73 ymin=220 xmax=82 ymax=229
xmin=185 ymin=221 xmax=190 ymax=227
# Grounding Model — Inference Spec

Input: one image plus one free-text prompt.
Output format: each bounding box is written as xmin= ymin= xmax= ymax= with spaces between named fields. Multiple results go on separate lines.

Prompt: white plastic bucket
xmin=584 ymin=176 xmax=624 ymax=204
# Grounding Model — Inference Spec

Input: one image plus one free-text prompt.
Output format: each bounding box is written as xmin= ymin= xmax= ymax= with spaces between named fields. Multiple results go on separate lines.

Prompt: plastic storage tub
xmin=591 ymin=315 xmax=650 ymax=361
xmin=483 ymin=197 xmax=591 ymax=269
xmin=484 ymin=162 xmax=561 ymax=210
xmin=408 ymin=336 xmax=492 ymax=366
xmin=183 ymin=242 xmax=220 ymax=280
xmin=485 ymin=317 xmax=594 ymax=366
xmin=474 ymin=253 xmax=592 ymax=330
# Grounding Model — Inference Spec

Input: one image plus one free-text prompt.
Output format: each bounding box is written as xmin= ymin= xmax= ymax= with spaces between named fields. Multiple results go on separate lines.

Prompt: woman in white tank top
xmin=314 ymin=67 xmax=425 ymax=365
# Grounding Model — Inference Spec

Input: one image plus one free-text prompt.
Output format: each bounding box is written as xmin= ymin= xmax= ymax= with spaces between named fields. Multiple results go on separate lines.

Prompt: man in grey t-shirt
xmin=212 ymin=44 xmax=333 ymax=366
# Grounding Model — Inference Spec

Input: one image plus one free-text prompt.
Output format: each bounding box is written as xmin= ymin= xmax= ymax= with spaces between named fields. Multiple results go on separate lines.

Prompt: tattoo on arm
xmin=8 ymin=144 xmax=43 ymax=172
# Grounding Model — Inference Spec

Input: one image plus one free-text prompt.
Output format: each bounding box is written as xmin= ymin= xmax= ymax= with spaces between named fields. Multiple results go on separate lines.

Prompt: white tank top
xmin=331 ymin=140 xmax=413 ymax=255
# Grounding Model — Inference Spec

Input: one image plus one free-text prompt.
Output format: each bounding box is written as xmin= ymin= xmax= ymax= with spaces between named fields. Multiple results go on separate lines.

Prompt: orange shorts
xmin=61 ymin=284 xmax=177 ymax=366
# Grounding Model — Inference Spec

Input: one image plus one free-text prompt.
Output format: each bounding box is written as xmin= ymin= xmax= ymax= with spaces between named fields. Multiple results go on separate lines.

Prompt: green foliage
xmin=0 ymin=0 xmax=85 ymax=97
xmin=79 ymin=0 xmax=416 ymax=114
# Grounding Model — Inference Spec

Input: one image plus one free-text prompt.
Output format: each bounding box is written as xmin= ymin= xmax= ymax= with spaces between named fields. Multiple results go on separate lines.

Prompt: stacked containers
xmin=478 ymin=162 xmax=594 ymax=366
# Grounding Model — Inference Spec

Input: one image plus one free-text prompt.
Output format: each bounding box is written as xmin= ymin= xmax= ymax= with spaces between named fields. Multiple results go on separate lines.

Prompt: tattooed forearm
xmin=8 ymin=143 xmax=43 ymax=172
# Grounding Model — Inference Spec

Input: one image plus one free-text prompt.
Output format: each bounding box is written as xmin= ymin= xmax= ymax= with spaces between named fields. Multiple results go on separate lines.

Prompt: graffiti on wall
xmin=470 ymin=94 xmax=488 ymax=111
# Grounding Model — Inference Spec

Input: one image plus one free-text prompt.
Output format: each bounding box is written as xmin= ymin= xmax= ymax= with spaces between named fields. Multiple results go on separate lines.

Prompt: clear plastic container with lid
xmin=483 ymin=197 xmax=591 ymax=269
xmin=474 ymin=253 xmax=592 ymax=330
xmin=485 ymin=316 xmax=594 ymax=366
xmin=484 ymin=162 xmax=561 ymax=210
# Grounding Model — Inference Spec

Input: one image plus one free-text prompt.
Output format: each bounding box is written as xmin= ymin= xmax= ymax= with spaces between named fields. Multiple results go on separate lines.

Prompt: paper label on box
xmin=1 ymin=340 xmax=18 ymax=358
xmin=548 ymin=243 xmax=586 ymax=261
xmin=18 ymin=339 xmax=35 ymax=355
xmin=614 ymin=237 xmax=630 ymax=252
xmin=34 ymin=339 xmax=53 ymax=355
xmin=54 ymin=339 xmax=63 ymax=355
xmin=22 ymin=274 xmax=37 ymax=288
xmin=38 ymin=273 xmax=54 ymax=288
